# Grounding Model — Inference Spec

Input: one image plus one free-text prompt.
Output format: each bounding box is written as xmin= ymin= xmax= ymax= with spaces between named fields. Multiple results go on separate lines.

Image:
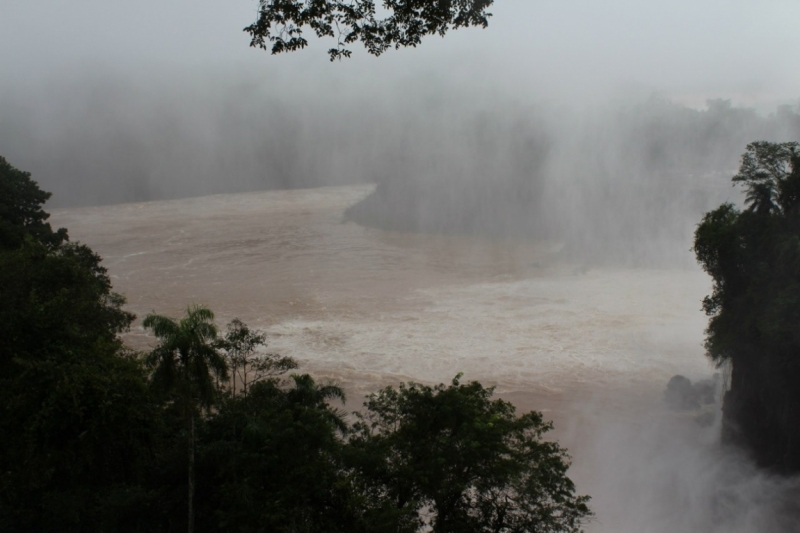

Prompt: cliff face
xmin=344 ymin=172 xmax=548 ymax=238
xmin=694 ymin=143 xmax=800 ymax=474
xmin=723 ymin=356 xmax=800 ymax=473
xmin=346 ymin=102 xmax=800 ymax=266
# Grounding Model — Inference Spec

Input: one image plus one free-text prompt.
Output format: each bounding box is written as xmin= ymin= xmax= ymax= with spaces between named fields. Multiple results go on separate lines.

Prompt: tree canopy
xmin=0 ymin=157 xmax=150 ymax=531
xmin=695 ymin=141 xmax=800 ymax=365
xmin=196 ymin=375 xmax=355 ymax=532
xmin=694 ymin=141 xmax=800 ymax=471
xmin=1 ymin=155 xmax=590 ymax=531
xmin=347 ymin=375 xmax=592 ymax=532
xmin=144 ymin=306 xmax=229 ymax=411
xmin=0 ymin=155 xmax=67 ymax=249
xmin=217 ymin=318 xmax=298 ymax=396
xmin=144 ymin=305 xmax=230 ymax=533
xmin=245 ymin=0 xmax=494 ymax=60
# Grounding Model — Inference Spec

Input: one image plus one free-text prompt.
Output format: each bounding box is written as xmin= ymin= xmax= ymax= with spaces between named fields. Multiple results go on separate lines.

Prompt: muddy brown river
xmin=52 ymin=185 xmax=794 ymax=533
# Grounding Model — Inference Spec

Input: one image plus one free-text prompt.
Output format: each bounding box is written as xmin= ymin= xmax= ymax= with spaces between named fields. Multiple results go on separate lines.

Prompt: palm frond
xmin=142 ymin=313 xmax=180 ymax=340
xmin=143 ymin=304 xmax=227 ymax=408
xmin=744 ymin=181 xmax=777 ymax=214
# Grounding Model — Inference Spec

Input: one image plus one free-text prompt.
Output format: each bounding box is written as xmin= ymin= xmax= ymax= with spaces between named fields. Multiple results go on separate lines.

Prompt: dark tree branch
xmin=245 ymin=0 xmax=494 ymax=60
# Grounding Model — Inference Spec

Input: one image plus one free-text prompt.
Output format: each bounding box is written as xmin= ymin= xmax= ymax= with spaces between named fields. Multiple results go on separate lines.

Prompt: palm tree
xmin=285 ymin=373 xmax=348 ymax=434
xmin=143 ymin=305 xmax=228 ymax=533
xmin=744 ymin=181 xmax=777 ymax=215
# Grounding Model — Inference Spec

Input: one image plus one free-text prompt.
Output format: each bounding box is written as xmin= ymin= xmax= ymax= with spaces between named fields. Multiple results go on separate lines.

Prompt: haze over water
xmin=51 ymin=185 xmax=710 ymax=393
xmin=51 ymin=185 xmax=800 ymax=533
xmin=7 ymin=0 xmax=800 ymax=530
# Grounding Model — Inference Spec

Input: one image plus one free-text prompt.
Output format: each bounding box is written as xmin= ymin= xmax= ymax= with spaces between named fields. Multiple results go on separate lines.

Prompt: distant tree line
xmin=0 ymin=155 xmax=590 ymax=532
xmin=345 ymin=99 xmax=800 ymax=265
xmin=5 ymin=73 xmax=796 ymax=232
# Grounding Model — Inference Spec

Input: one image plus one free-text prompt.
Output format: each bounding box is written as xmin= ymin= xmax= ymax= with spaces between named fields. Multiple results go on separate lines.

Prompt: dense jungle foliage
xmin=0 ymin=155 xmax=590 ymax=532
xmin=695 ymin=141 xmax=800 ymax=472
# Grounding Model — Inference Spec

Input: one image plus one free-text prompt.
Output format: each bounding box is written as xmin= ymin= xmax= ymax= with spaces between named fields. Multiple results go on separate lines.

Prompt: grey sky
xmin=1 ymin=0 xmax=798 ymax=107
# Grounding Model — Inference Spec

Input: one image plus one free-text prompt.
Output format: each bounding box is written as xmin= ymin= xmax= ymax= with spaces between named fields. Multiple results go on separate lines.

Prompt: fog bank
xmin=6 ymin=72 xmax=796 ymax=265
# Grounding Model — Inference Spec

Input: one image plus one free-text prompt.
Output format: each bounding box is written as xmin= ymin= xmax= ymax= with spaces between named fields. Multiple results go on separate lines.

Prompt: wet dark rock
xmin=722 ymin=358 xmax=800 ymax=473
xmin=664 ymin=374 xmax=720 ymax=412
xmin=665 ymin=375 xmax=699 ymax=410
xmin=693 ymin=377 xmax=717 ymax=406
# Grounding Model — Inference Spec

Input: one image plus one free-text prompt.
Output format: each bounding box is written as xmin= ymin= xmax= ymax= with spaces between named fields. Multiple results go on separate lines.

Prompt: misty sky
xmin=2 ymin=0 xmax=798 ymax=107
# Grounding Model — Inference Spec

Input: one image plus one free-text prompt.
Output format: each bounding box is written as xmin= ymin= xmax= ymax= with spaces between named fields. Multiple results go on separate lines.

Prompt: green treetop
xmin=347 ymin=375 xmax=592 ymax=532
xmin=0 ymin=155 xmax=67 ymax=250
xmin=694 ymin=141 xmax=800 ymax=471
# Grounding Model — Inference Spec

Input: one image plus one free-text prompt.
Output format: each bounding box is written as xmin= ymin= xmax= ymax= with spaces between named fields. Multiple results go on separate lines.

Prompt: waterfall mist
xmin=4 ymin=70 xmax=798 ymax=265
xmin=5 ymin=0 xmax=800 ymax=530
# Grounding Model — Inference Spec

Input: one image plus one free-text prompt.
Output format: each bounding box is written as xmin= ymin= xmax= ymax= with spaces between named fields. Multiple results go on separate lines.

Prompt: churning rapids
xmin=51 ymin=185 xmax=800 ymax=532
